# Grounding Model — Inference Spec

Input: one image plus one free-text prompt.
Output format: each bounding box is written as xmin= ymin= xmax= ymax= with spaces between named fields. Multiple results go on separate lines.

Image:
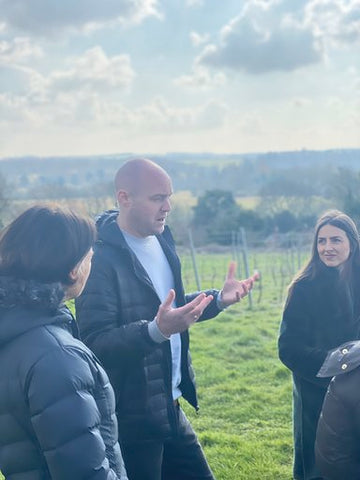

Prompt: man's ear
xmin=68 ymin=265 xmax=79 ymax=283
xmin=117 ymin=190 xmax=131 ymax=207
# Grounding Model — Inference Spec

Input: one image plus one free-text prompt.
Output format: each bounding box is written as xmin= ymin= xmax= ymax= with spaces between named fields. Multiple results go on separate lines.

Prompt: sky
xmin=0 ymin=0 xmax=359 ymax=157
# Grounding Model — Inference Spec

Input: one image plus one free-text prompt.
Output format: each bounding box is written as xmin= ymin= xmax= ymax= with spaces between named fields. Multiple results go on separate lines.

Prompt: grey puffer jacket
xmin=76 ymin=211 xmax=222 ymax=444
xmin=0 ymin=276 xmax=128 ymax=480
xmin=316 ymin=340 xmax=360 ymax=479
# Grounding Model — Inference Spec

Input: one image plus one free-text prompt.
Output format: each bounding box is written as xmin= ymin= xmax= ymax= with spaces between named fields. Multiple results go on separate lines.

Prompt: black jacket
xmin=0 ymin=276 xmax=127 ymax=480
xmin=76 ymin=211 xmax=221 ymax=443
xmin=278 ymin=266 xmax=360 ymax=480
xmin=316 ymin=340 xmax=360 ymax=479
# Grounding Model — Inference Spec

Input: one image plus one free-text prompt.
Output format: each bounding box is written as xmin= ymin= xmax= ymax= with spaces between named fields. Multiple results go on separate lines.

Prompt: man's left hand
xmin=219 ymin=262 xmax=259 ymax=308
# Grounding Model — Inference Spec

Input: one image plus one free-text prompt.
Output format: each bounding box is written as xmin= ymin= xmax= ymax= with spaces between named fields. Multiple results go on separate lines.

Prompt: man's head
xmin=115 ymin=158 xmax=173 ymax=238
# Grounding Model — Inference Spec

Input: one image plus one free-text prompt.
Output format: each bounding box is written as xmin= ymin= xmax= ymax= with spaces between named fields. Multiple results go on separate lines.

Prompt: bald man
xmin=76 ymin=158 xmax=253 ymax=480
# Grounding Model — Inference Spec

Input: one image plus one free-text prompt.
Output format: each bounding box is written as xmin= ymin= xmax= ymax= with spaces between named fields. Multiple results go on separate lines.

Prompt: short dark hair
xmin=0 ymin=204 xmax=96 ymax=284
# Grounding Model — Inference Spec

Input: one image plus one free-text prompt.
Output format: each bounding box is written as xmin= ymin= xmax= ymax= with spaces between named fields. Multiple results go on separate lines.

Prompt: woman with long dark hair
xmin=278 ymin=210 xmax=360 ymax=480
xmin=0 ymin=205 xmax=127 ymax=479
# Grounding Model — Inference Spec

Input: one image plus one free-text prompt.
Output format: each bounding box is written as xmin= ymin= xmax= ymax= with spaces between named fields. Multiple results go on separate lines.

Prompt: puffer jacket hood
xmin=0 ymin=276 xmax=69 ymax=347
xmin=95 ymin=209 xmax=118 ymax=230
xmin=95 ymin=210 xmax=130 ymax=251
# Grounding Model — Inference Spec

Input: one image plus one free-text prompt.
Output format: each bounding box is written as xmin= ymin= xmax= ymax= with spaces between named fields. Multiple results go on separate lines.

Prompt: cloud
xmin=305 ymin=0 xmax=360 ymax=46
xmin=0 ymin=0 xmax=160 ymax=35
xmin=190 ymin=31 xmax=210 ymax=47
xmin=0 ymin=46 xmax=135 ymax=118
xmin=186 ymin=0 xmax=204 ymax=6
xmin=46 ymin=47 xmax=135 ymax=93
xmin=174 ymin=66 xmax=226 ymax=89
xmin=197 ymin=1 xmax=323 ymax=74
xmin=0 ymin=92 xmax=36 ymax=123
xmin=114 ymin=97 xmax=228 ymax=133
xmin=291 ymin=97 xmax=313 ymax=108
xmin=0 ymin=82 xmax=228 ymax=137
xmin=0 ymin=37 xmax=43 ymax=64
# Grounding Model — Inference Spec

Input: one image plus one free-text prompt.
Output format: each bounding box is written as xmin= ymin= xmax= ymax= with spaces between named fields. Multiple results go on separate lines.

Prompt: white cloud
xmin=0 ymin=0 xmax=160 ymax=35
xmin=47 ymin=47 xmax=135 ymax=93
xmin=197 ymin=1 xmax=323 ymax=74
xmin=190 ymin=31 xmax=210 ymax=47
xmin=356 ymin=77 xmax=360 ymax=93
xmin=0 ymin=92 xmax=36 ymax=123
xmin=305 ymin=0 xmax=360 ymax=46
xmin=291 ymin=97 xmax=313 ymax=108
xmin=174 ymin=66 xmax=226 ymax=89
xmin=0 ymin=84 xmax=228 ymax=137
xmin=0 ymin=37 xmax=43 ymax=64
xmin=114 ymin=97 xmax=228 ymax=133
xmin=186 ymin=0 xmax=204 ymax=6
xmin=0 ymin=46 xmax=136 ymax=117
xmin=18 ymin=47 xmax=136 ymax=106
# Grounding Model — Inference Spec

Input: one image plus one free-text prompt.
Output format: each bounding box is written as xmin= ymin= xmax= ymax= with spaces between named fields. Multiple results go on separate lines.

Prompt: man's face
xmin=124 ymin=169 xmax=173 ymax=237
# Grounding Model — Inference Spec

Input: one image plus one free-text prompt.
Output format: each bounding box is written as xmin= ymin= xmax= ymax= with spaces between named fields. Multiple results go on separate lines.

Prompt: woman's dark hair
xmin=290 ymin=209 xmax=360 ymax=289
xmin=0 ymin=204 xmax=96 ymax=284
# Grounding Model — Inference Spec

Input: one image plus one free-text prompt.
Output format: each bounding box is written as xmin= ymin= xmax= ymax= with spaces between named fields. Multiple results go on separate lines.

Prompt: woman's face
xmin=317 ymin=224 xmax=351 ymax=268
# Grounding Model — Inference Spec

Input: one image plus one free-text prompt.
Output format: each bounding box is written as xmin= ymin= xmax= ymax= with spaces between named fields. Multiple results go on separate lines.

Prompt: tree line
xmin=2 ymin=164 xmax=360 ymax=244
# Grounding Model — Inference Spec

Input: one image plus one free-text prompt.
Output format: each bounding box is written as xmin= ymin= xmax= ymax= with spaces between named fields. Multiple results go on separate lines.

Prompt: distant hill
xmin=1 ymin=148 xmax=359 ymax=199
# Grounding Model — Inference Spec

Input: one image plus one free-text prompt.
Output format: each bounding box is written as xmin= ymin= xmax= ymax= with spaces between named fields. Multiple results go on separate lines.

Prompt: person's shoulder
xmin=290 ymin=276 xmax=313 ymax=292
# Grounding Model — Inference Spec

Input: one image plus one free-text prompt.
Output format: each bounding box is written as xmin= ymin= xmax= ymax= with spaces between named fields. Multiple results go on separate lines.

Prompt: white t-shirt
xmin=122 ymin=231 xmax=182 ymax=401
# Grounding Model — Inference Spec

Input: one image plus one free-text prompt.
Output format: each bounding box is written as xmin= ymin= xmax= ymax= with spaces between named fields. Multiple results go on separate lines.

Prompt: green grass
xmin=179 ymin=251 xmax=295 ymax=479
xmin=182 ymin=303 xmax=293 ymax=479
xmin=0 ymin=251 xmax=295 ymax=479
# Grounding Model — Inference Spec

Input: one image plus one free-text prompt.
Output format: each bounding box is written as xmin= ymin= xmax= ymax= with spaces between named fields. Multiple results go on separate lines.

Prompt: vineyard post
xmin=232 ymin=230 xmax=242 ymax=278
xmin=188 ymin=228 xmax=201 ymax=291
xmin=239 ymin=227 xmax=253 ymax=310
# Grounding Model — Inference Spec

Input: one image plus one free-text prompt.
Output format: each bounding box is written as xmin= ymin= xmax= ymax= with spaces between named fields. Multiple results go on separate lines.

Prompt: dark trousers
xmin=121 ymin=406 xmax=215 ymax=480
xmin=293 ymin=378 xmax=325 ymax=480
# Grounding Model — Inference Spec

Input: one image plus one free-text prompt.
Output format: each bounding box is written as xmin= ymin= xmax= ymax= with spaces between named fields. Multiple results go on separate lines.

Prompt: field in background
xmin=179 ymin=251 xmax=294 ymax=479
xmin=0 ymin=251 xmax=298 ymax=479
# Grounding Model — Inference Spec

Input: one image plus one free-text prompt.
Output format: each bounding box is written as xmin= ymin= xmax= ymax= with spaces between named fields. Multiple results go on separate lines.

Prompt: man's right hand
xmin=155 ymin=289 xmax=213 ymax=337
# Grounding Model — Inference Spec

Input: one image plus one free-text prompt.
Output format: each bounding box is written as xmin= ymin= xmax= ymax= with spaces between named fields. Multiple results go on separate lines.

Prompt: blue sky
xmin=0 ymin=0 xmax=359 ymax=156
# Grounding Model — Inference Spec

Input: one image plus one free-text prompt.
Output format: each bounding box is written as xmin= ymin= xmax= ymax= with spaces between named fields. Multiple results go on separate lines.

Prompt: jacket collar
xmin=0 ymin=276 xmax=73 ymax=346
xmin=96 ymin=210 xmax=183 ymax=299
xmin=0 ymin=276 xmax=65 ymax=310
xmin=318 ymin=340 xmax=360 ymax=378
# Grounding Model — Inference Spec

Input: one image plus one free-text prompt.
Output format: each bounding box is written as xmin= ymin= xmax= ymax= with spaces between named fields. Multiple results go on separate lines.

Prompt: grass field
xmin=0 ymin=251 xmax=296 ymax=480
xmin=179 ymin=252 xmax=294 ymax=479
xmin=182 ymin=302 xmax=293 ymax=479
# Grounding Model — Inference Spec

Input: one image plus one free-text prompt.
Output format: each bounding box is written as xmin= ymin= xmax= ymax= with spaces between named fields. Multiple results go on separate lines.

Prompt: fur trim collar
xmin=0 ymin=276 xmax=65 ymax=310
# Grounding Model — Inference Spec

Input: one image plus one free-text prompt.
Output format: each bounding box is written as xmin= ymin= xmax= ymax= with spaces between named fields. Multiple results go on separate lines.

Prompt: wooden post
xmin=188 ymin=228 xmax=201 ymax=291
xmin=240 ymin=227 xmax=253 ymax=309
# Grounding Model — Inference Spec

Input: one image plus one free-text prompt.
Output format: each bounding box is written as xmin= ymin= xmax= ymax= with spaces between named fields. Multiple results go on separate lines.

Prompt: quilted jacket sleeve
xmin=185 ymin=290 xmax=222 ymax=321
xmin=26 ymin=345 xmax=127 ymax=480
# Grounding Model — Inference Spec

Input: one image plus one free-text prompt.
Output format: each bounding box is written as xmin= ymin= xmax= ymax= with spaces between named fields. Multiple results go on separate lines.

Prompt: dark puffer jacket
xmin=316 ymin=340 xmax=360 ymax=479
xmin=0 ymin=276 xmax=127 ymax=480
xmin=75 ymin=211 xmax=221 ymax=443
xmin=279 ymin=266 xmax=360 ymax=480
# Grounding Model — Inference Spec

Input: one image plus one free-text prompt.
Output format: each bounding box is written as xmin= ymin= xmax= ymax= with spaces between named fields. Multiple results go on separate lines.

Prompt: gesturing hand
xmin=219 ymin=262 xmax=260 ymax=308
xmin=156 ymin=289 xmax=213 ymax=338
